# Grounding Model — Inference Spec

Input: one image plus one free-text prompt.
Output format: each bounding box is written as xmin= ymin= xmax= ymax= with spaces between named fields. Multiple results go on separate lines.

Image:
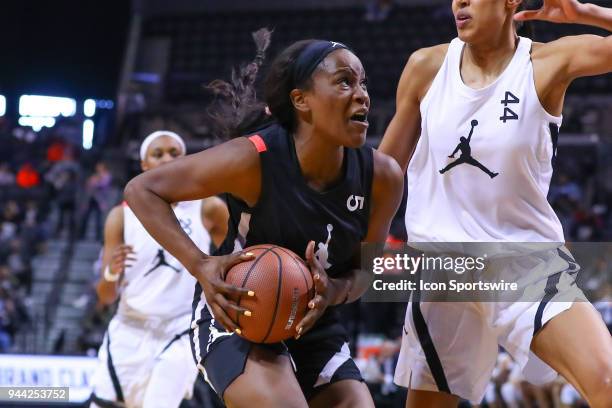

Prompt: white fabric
xmin=139 ymin=131 xmax=186 ymax=161
xmin=90 ymin=317 xmax=198 ymax=408
xmin=405 ymin=36 xmax=564 ymax=243
xmin=119 ymin=200 xmax=210 ymax=320
xmin=314 ymin=342 xmax=351 ymax=387
xmin=394 ymin=246 xmax=585 ymax=404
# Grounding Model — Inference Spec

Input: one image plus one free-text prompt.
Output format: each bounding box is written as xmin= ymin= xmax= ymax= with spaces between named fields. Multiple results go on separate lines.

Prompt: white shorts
xmin=90 ymin=314 xmax=198 ymax=408
xmin=394 ymin=246 xmax=587 ymax=404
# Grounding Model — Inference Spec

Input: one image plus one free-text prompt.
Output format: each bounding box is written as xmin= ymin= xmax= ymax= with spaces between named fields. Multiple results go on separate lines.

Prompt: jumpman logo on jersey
xmin=179 ymin=218 xmax=192 ymax=235
xmin=315 ymin=224 xmax=333 ymax=270
xmin=439 ymin=119 xmax=499 ymax=179
xmin=144 ymin=249 xmax=181 ymax=276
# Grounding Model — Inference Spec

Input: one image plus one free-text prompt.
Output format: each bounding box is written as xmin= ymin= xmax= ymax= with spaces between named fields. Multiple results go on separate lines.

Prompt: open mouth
xmin=350 ymin=113 xmax=368 ymax=123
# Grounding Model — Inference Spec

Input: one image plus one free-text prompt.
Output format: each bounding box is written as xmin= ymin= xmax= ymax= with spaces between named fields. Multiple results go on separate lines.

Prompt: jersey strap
xmin=248 ymin=135 xmax=267 ymax=153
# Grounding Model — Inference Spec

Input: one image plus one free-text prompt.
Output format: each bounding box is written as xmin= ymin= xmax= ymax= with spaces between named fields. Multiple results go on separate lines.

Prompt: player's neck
xmin=293 ymin=127 xmax=344 ymax=192
xmin=463 ymin=29 xmax=518 ymax=78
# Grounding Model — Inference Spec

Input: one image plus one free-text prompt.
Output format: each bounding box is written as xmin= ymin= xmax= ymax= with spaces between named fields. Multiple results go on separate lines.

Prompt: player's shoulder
xmin=372 ymin=150 xmax=404 ymax=192
xmin=104 ymin=204 xmax=125 ymax=234
xmin=406 ymin=43 xmax=450 ymax=77
xmin=397 ymin=43 xmax=450 ymax=100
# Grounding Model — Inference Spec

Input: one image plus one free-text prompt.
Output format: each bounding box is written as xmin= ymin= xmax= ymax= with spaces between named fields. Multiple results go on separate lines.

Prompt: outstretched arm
xmin=518 ymin=1 xmax=612 ymax=81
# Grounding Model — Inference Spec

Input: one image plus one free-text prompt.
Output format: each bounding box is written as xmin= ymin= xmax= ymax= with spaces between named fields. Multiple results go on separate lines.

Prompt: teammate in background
xmin=89 ymin=131 xmax=229 ymax=408
xmin=380 ymin=0 xmax=612 ymax=406
xmin=124 ymin=29 xmax=404 ymax=407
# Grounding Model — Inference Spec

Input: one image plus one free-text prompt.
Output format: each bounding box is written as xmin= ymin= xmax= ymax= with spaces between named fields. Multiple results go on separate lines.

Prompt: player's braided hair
xmin=206 ymin=28 xmax=274 ymax=140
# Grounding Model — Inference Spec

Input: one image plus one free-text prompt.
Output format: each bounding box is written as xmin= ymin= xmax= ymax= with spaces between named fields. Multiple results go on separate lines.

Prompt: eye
xmin=360 ymin=78 xmax=368 ymax=89
xmin=170 ymin=149 xmax=180 ymax=157
xmin=338 ymin=76 xmax=352 ymax=86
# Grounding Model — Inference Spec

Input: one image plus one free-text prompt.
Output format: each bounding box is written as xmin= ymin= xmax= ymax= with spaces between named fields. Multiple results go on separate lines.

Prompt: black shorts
xmin=189 ymin=302 xmax=363 ymax=401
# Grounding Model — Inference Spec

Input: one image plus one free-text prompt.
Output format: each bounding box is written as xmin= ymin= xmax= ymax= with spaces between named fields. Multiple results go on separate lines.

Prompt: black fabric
xmin=106 ymin=333 xmax=125 ymax=403
xmin=192 ymin=304 xmax=362 ymax=400
xmin=533 ymin=271 xmax=563 ymax=335
xmin=292 ymin=40 xmax=350 ymax=86
xmin=549 ymin=123 xmax=559 ymax=166
xmin=217 ymin=123 xmax=374 ymax=279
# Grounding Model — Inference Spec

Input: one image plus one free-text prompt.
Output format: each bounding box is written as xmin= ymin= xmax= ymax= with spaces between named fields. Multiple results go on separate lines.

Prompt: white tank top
xmin=118 ymin=200 xmax=211 ymax=320
xmin=405 ymin=36 xmax=564 ymax=243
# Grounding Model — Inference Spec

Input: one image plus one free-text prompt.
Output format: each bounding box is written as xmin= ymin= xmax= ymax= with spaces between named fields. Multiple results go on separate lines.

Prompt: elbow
xmin=123 ymin=176 xmax=142 ymax=208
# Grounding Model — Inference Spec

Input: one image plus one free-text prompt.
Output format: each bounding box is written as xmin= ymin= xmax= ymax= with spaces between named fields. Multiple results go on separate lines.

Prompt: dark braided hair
xmin=207 ymin=28 xmax=327 ymax=137
xmin=206 ymin=28 xmax=274 ymax=139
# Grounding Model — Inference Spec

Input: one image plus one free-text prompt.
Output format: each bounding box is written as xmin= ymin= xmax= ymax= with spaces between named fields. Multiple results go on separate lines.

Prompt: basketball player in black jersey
xmin=125 ymin=29 xmax=404 ymax=407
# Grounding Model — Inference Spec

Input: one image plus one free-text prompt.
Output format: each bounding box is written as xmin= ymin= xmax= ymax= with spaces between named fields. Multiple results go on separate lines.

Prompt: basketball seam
xmin=261 ymin=249 xmax=283 ymax=343
xmin=236 ymin=246 xmax=279 ymax=329
xmin=275 ymin=247 xmax=311 ymax=298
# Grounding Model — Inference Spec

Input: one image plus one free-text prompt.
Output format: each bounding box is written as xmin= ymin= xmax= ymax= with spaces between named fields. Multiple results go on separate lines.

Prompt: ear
xmin=289 ymin=88 xmax=310 ymax=114
xmin=140 ymin=160 xmax=148 ymax=172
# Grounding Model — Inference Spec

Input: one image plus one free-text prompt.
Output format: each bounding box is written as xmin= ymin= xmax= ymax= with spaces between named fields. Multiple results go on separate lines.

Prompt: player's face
xmin=141 ymin=136 xmax=184 ymax=171
xmin=452 ymin=0 xmax=516 ymax=43
xmin=306 ymin=49 xmax=370 ymax=148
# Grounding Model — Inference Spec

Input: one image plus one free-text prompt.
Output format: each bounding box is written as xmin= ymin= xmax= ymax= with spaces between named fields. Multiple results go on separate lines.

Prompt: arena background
xmin=0 ymin=0 xmax=610 ymax=407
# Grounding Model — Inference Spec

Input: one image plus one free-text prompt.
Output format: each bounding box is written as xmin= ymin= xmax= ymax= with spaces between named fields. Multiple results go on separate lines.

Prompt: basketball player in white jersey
xmin=89 ymin=131 xmax=229 ymax=408
xmin=379 ymin=0 xmax=612 ymax=406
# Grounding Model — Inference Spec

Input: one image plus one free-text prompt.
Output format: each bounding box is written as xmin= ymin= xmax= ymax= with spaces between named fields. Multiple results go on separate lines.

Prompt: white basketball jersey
xmin=406 ymin=37 xmax=564 ymax=242
xmin=118 ymin=201 xmax=211 ymax=320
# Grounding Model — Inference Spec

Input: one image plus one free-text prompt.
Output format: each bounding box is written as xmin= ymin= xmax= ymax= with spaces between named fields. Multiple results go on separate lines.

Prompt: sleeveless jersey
xmin=119 ymin=200 xmax=211 ymax=320
xmin=406 ymin=36 xmax=564 ymax=243
xmin=219 ymin=124 xmax=374 ymax=277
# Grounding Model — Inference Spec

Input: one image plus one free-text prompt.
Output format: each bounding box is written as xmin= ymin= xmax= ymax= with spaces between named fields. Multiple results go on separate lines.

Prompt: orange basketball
xmin=225 ymin=244 xmax=314 ymax=343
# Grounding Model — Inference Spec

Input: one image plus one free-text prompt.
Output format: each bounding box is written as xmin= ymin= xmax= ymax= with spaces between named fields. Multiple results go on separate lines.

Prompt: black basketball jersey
xmin=218 ymin=124 xmax=374 ymax=278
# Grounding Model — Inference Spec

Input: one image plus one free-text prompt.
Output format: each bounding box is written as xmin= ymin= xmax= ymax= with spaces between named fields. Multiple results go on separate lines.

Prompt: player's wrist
xmin=103 ymin=265 xmax=120 ymax=282
xmin=329 ymin=277 xmax=352 ymax=305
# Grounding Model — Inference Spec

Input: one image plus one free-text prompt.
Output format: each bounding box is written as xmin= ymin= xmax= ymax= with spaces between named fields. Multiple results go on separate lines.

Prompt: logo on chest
xmin=315 ymin=224 xmax=334 ymax=270
xmin=346 ymin=195 xmax=364 ymax=212
xmin=144 ymin=249 xmax=182 ymax=277
xmin=439 ymin=119 xmax=499 ymax=179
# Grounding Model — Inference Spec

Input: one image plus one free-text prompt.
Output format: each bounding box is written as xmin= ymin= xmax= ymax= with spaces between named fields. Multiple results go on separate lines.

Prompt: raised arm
xmin=378 ymin=45 xmax=447 ymax=172
xmin=124 ymin=137 xmax=261 ymax=332
xmin=523 ymin=0 xmax=612 ymax=103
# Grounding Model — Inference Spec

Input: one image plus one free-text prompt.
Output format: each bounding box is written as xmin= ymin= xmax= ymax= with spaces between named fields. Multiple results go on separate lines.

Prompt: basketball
xmin=225 ymin=244 xmax=315 ymax=343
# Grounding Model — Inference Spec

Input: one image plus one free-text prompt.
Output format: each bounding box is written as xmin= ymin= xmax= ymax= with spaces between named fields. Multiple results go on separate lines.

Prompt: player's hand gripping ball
xmin=225 ymin=245 xmax=315 ymax=343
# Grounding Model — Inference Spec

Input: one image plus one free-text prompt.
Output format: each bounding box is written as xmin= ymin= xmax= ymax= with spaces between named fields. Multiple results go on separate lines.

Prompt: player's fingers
xmin=225 ymin=251 xmax=256 ymax=269
xmin=513 ymin=9 xmax=544 ymax=21
xmin=211 ymin=278 xmax=254 ymax=298
xmin=308 ymin=294 xmax=325 ymax=311
xmin=220 ymin=298 xmax=252 ymax=318
xmin=312 ymin=271 xmax=328 ymax=295
xmin=305 ymin=241 xmax=323 ymax=273
xmin=295 ymin=308 xmax=322 ymax=338
xmin=211 ymin=294 xmax=239 ymax=332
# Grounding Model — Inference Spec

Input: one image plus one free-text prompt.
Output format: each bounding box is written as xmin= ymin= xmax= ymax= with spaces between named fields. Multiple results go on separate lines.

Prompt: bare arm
xmin=96 ymin=205 xmax=134 ymax=305
xmin=124 ymin=137 xmax=260 ymax=272
xmin=521 ymin=1 xmax=612 ymax=104
xmin=378 ymin=45 xmax=447 ymax=172
xmin=201 ymin=196 xmax=230 ymax=250
xmin=124 ymin=137 xmax=261 ymax=332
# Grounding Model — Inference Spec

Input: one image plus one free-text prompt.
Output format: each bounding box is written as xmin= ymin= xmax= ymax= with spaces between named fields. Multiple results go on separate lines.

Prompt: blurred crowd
xmin=0 ymin=123 xmax=119 ymax=353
